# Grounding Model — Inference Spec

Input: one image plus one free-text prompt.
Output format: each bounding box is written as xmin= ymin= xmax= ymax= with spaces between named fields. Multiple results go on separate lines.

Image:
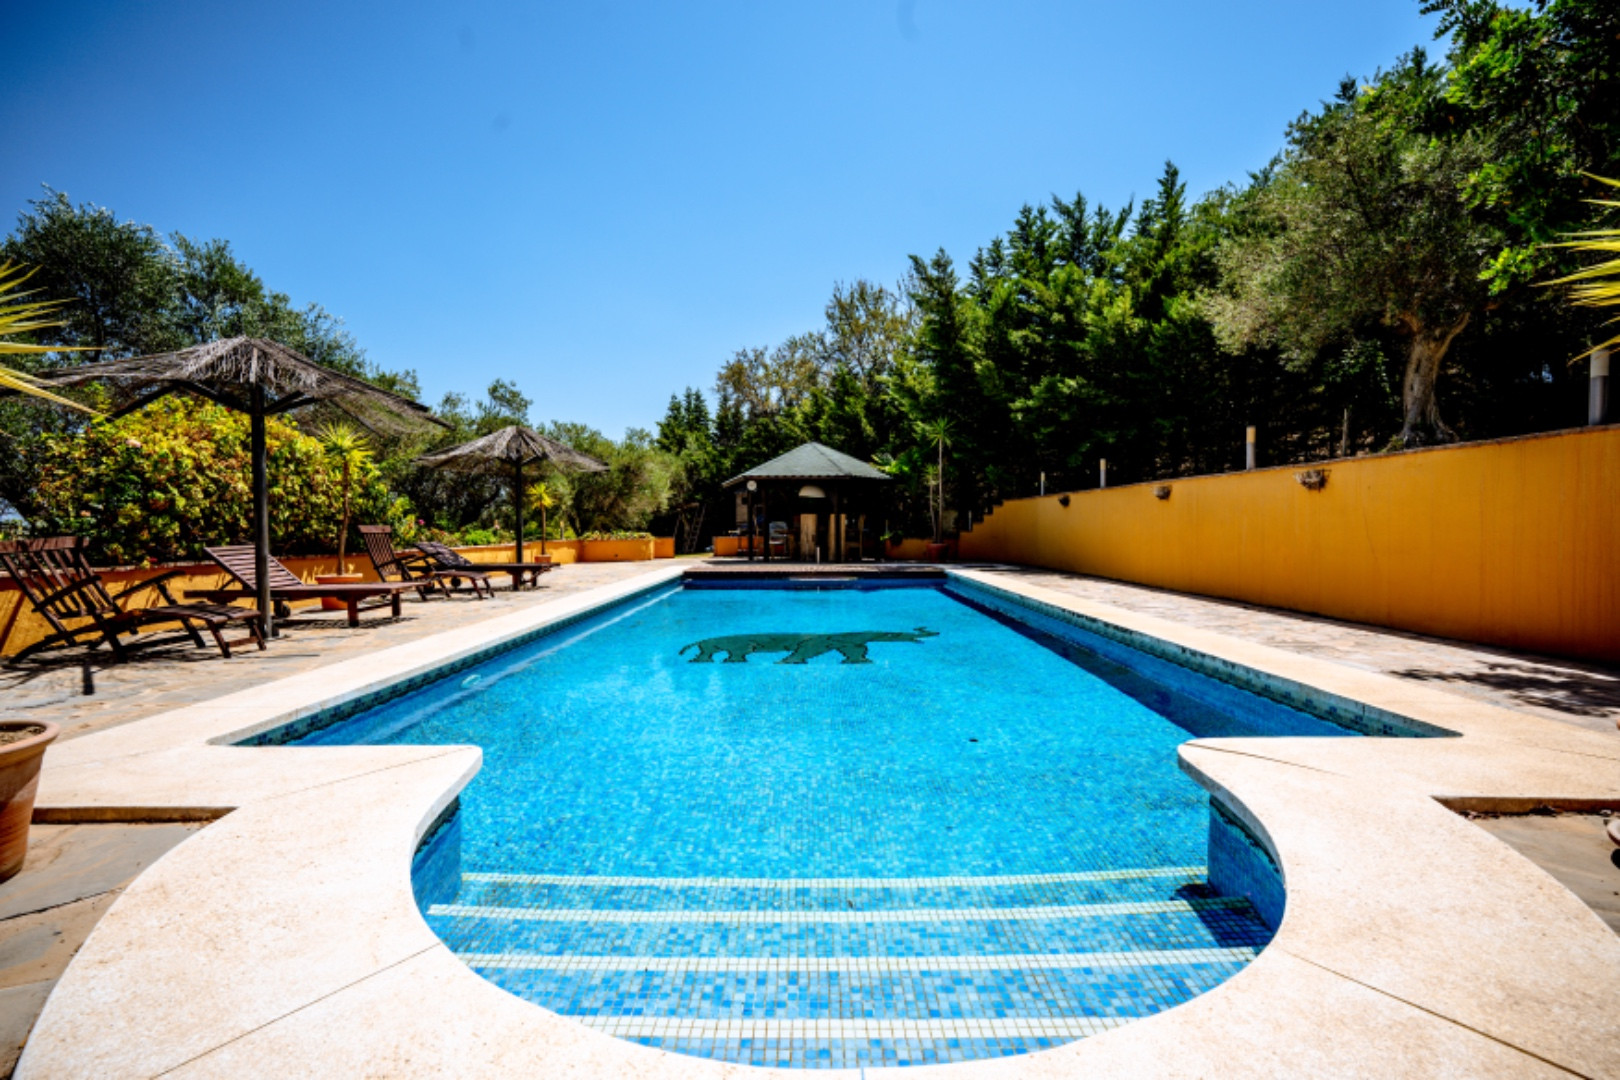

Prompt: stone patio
xmin=8 ymin=561 xmax=1616 ymax=742
xmin=966 ymin=566 xmax=1620 ymax=736
xmin=0 ymin=561 xmax=666 ymax=743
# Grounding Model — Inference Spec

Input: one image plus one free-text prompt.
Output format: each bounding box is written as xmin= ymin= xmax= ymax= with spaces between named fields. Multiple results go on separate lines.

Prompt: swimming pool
xmin=293 ymin=579 xmax=1373 ymax=1069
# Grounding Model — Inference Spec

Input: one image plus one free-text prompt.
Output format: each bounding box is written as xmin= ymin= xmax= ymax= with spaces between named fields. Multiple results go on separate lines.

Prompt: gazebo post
xmin=249 ymin=383 xmax=275 ymax=638
xmin=832 ymin=487 xmax=841 ymax=563
xmin=514 ymin=460 xmax=525 ymax=565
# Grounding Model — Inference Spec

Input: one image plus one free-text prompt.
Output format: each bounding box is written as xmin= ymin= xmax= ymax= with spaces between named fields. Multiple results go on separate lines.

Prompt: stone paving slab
xmin=7 ymin=560 xmax=1616 ymax=742
xmin=0 ymin=562 xmax=664 ymax=743
xmin=967 ymin=566 xmax=1620 ymax=736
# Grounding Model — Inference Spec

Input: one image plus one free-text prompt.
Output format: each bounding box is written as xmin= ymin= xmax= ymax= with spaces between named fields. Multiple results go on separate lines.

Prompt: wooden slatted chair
xmin=190 ymin=546 xmax=421 ymax=628
xmin=413 ymin=540 xmax=552 ymax=590
xmin=0 ymin=537 xmax=265 ymax=660
xmin=358 ymin=526 xmax=492 ymax=599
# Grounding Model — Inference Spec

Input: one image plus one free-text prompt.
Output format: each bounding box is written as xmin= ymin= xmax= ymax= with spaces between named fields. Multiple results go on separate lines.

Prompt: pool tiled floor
xmin=427 ymin=869 xmax=1271 ymax=1068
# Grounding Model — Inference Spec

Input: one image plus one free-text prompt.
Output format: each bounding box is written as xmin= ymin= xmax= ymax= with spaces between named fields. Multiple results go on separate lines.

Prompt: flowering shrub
xmin=579 ymin=530 xmax=653 ymax=541
xmin=27 ymin=397 xmax=407 ymax=565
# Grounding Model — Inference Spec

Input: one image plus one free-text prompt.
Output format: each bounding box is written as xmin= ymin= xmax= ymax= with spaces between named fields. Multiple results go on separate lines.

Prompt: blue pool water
xmin=296 ymin=581 xmax=1360 ymax=1068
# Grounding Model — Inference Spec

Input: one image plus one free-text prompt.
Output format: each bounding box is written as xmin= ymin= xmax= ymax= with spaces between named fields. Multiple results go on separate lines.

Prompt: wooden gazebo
xmin=722 ymin=442 xmax=890 ymax=562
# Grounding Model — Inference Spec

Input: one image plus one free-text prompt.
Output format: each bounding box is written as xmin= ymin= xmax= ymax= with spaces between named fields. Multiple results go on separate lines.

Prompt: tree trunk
xmin=337 ymin=461 xmax=351 ymax=574
xmin=1397 ymin=314 xmax=1470 ymax=448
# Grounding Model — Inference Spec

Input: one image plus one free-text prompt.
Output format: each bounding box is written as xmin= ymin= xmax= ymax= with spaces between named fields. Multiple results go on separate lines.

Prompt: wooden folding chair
xmin=358 ymin=526 xmax=491 ymax=599
xmin=0 ymin=537 xmax=264 ymax=660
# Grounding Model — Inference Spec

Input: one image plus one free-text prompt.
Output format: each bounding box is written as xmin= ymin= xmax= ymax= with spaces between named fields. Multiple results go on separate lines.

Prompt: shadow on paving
xmin=1390 ymin=661 xmax=1620 ymax=720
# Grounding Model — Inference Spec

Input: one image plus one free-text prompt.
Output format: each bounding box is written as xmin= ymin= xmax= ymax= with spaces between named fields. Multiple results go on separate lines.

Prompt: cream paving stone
xmin=1181 ymin=747 xmax=1620 ymax=1079
xmin=17 ymin=748 xmax=480 ymax=1080
xmin=37 ymin=744 xmax=471 ymax=815
xmin=157 ymin=946 xmax=806 ymax=1080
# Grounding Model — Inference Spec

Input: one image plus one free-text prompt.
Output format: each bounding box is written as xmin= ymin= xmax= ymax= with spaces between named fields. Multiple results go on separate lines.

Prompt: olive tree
xmin=1208 ymin=56 xmax=1503 ymax=446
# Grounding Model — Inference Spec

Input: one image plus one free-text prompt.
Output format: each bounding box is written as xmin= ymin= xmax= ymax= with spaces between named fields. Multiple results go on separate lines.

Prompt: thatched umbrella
xmin=42 ymin=337 xmax=445 ymax=635
xmin=415 ymin=426 xmax=607 ymax=563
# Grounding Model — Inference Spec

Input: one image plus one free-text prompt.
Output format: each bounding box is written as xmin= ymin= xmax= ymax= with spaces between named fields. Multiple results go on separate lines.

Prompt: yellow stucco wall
xmin=958 ymin=425 xmax=1620 ymax=663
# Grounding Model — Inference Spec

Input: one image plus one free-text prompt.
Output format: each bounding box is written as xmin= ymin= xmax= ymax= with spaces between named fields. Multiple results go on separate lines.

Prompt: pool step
xmin=466 ymin=955 xmax=1253 ymax=1022
xmin=430 ymin=895 xmax=1250 ymax=924
xmin=454 ymin=866 xmax=1211 ymax=913
xmin=424 ymin=866 xmax=1274 ymax=1066
xmin=456 ymin=945 xmax=1259 ymax=972
xmin=426 ymin=901 xmax=1269 ymax=959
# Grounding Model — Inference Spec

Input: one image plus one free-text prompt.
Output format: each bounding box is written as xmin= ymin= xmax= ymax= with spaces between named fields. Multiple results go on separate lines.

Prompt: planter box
xmin=712 ymin=536 xmax=762 ymax=557
xmin=883 ymin=538 xmax=932 ymax=562
xmin=580 ymin=538 xmax=656 ymax=562
xmin=654 ymin=537 xmax=676 ymax=559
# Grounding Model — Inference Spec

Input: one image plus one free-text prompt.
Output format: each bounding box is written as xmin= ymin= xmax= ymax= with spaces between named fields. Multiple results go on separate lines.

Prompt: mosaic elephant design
xmin=680 ymin=628 xmax=938 ymax=665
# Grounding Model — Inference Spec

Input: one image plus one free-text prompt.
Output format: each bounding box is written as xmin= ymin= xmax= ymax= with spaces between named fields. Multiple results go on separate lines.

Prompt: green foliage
xmin=1207 ymin=52 xmax=1503 ymax=444
xmin=26 ymin=398 xmax=391 ymax=565
xmin=578 ymin=530 xmax=654 ymax=541
xmin=7 ymin=4 xmax=1616 ymax=565
xmin=1 ymin=188 xmax=417 ymax=395
xmin=541 ymin=423 xmax=681 ymax=536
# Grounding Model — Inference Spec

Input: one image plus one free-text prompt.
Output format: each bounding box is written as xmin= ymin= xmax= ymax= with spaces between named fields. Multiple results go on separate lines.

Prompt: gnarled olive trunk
xmin=1398 ymin=313 xmax=1470 ymax=448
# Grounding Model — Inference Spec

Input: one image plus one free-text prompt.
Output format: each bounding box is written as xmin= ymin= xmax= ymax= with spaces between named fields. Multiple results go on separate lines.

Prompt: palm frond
xmin=1541 ymin=177 xmax=1620 ymax=357
xmin=0 ymin=260 xmax=99 ymax=413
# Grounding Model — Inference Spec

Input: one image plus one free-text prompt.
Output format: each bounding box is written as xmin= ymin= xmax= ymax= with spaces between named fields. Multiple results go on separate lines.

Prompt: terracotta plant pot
xmin=0 ymin=722 xmax=58 ymax=883
xmin=316 ymin=572 xmax=364 ymax=610
xmin=924 ymin=542 xmax=951 ymax=563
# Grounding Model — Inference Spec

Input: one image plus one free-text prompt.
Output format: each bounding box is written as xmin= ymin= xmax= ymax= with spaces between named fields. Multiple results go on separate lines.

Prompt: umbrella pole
xmin=515 ymin=461 xmax=525 ymax=565
xmin=250 ymin=385 xmax=275 ymax=638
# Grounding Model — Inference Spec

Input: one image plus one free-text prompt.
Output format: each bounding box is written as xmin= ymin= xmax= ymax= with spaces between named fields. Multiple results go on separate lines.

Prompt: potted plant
xmin=315 ymin=423 xmax=372 ymax=609
xmin=526 ymin=481 xmax=557 ymax=556
xmin=0 ymin=721 xmax=58 ymax=882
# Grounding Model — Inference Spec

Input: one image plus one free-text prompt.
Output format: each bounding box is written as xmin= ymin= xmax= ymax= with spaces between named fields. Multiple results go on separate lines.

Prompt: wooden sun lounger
xmin=359 ymin=526 xmax=492 ymax=599
xmin=0 ymin=536 xmax=265 ymax=660
xmin=190 ymin=545 xmax=419 ymax=628
xmin=412 ymin=541 xmax=553 ymax=590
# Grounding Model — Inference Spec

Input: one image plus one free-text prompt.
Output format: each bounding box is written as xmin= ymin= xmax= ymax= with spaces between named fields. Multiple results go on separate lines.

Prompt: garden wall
xmin=958 ymin=425 xmax=1620 ymax=664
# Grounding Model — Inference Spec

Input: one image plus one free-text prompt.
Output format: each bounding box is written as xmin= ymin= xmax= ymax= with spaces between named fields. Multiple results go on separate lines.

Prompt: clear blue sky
xmin=3 ymin=1 xmax=1439 ymax=437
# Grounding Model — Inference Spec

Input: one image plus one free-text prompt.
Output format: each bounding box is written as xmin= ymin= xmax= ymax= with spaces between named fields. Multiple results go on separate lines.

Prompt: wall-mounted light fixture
xmin=1153 ymin=484 xmax=1171 ymax=500
xmin=1295 ymin=468 xmax=1328 ymax=491
xmin=1058 ymin=494 xmax=1071 ymax=507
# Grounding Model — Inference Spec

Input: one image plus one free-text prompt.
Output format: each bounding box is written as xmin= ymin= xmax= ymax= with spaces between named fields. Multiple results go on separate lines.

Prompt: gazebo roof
xmin=724 ymin=441 xmax=890 ymax=488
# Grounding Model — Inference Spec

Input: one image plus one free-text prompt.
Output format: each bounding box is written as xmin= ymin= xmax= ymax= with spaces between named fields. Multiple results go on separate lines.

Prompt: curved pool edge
xmin=15 ymin=563 xmax=1620 ymax=1078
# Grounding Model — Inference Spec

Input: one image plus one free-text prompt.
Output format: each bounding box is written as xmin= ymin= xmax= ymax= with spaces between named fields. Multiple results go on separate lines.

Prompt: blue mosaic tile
xmin=343 ymin=581 xmax=1338 ymax=1066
